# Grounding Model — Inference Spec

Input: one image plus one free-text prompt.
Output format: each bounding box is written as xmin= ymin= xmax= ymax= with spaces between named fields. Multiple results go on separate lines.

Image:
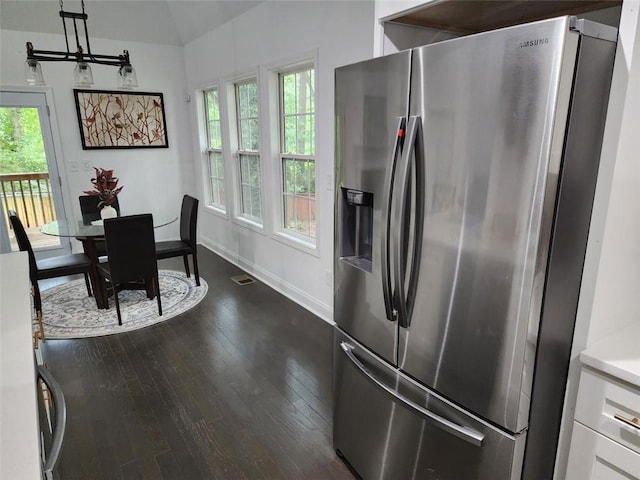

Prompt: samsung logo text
xmin=519 ymin=38 xmax=550 ymax=48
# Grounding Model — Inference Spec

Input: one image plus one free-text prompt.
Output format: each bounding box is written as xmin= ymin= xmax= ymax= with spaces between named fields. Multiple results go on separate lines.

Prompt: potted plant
xmin=83 ymin=167 xmax=123 ymax=219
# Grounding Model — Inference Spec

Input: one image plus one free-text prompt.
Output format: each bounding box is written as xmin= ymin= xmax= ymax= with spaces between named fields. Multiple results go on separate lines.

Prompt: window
xmin=279 ymin=66 xmax=315 ymax=238
xmin=235 ymin=79 xmax=262 ymax=222
xmin=204 ymin=88 xmax=225 ymax=209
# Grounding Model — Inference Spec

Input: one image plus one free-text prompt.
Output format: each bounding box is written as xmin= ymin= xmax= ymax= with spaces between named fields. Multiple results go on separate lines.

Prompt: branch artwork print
xmin=74 ymin=90 xmax=168 ymax=149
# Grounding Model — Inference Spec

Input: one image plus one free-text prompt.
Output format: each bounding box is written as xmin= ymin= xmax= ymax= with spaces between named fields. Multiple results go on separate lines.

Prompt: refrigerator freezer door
xmin=335 ymin=51 xmax=411 ymax=365
xmin=398 ymin=17 xmax=578 ymax=432
xmin=334 ymin=329 xmax=526 ymax=480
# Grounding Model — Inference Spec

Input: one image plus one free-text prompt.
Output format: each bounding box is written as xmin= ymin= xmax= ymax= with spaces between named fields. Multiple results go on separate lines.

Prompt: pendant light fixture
xmin=25 ymin=0 xmax=138 ymax=88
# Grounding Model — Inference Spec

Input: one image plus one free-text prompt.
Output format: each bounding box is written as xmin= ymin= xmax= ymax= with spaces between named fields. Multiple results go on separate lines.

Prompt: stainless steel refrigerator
xmin=333 ymin=16 xmax=617 ymax=480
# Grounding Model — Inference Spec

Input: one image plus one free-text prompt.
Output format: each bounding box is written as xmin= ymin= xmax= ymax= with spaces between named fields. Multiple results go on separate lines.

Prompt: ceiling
xmin=0 ymin=0 xmax=263 ymax=46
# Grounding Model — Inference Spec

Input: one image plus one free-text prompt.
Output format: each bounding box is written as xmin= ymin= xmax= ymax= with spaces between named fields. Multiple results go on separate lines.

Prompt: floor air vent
xmin=231 ymin=274 xmax=255 ymax=285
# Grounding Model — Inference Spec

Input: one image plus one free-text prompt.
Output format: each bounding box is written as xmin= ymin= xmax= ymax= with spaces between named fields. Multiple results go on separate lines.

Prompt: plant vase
xmin=100 ymin=205 xmax=117 ymax=220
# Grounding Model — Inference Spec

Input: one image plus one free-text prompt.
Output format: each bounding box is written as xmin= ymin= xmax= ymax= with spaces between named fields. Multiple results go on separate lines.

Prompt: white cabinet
xmin=575 ymin=368 xmax=640 ymax=453
xmin=566 ymin=324 xmax=640 ymax=479
xmin=568 ymin=422 xmax=640 ymax=479
xmin=0 ymin=252 xmax=42 ymax=480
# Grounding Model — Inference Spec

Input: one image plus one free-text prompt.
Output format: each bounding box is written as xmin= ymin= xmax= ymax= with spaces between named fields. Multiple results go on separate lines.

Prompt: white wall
xmin=586 ymin=2 xmax=640 ymax=344
xmin=0 ymin=29 xmax=194 ymax=242
xmin=375 ymin=0 xmax=433 ymax=20
xmin=183 ymin=1 xmax=375 ymax=321
xmin=381 ymin=22 xmax=458 ymax=55
xmin=374 ymin=0 xmax=438 ymax=54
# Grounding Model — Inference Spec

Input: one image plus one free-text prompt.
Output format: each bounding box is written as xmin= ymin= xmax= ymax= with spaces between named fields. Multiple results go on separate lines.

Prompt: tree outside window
xmin=235 ymin=79 xmax=262 ymax=221
xmin=204 ymin=88 xmax=225 ymax=208
xmin=280 ymin=66 xmax=315 ymax=238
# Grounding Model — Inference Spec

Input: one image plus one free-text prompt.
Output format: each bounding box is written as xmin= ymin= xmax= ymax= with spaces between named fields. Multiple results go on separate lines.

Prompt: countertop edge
xmin=579 ymin=322 xmax=640 ymax=388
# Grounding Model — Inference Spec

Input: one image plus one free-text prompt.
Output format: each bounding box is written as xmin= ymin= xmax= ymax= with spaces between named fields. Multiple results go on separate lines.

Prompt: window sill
xmin=272 ymin=231 xmax=318 ymax=257
xmin=203 ymin=205 xmax=228 ymax=220
xmin=232 ymin=215 xmax=266 ymax=235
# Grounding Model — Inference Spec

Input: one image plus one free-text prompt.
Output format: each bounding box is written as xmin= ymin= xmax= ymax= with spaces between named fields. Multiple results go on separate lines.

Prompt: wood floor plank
xmin=120 ymin=459 xmax=146 ymax=480
xmin=41 ymin=248 xmax=354 ymax=479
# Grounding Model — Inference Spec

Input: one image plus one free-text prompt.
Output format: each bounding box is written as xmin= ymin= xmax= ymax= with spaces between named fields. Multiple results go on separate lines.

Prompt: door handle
xmin=340 ymin=342 xmax=485 ymax=447
xmin=37 ymin=365 xmax=67 ymax=476
xmin=614 ymin=413 xmax=640 ymax=430
xmin=391 ymin=116 xmax=424 ymax=328
xmin=381 ymin=117 xmax=406 ymax=322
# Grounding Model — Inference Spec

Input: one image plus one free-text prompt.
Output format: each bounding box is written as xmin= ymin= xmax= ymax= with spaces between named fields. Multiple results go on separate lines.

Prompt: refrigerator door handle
xmin=392 ymin=116 xmax=425 ymax=328
xmin=381 ymin=117 xmax=406 ymax=322
xmin=340 ymin=342 xmax=485 ymax=447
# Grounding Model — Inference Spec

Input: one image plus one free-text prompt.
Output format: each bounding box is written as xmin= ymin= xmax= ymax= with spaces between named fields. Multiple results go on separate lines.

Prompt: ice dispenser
xmin=340 ymin=188 xmax=373 ymax=272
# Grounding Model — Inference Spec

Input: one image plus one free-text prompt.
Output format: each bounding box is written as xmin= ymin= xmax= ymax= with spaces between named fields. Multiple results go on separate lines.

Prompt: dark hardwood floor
xmin=40 ymin=248 xmax=354 ymax=480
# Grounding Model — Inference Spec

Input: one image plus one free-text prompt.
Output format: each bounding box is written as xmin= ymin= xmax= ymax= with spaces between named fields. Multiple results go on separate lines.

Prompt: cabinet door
xmin=575 ymin=368 xmax=640 ymax=454
xmin=566 ymin=422 xmax=640 ymax=480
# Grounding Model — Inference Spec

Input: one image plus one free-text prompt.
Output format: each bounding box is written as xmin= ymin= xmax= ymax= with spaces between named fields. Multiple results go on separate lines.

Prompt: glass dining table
xmin=41 ymin=213 xmax=178 ymax=309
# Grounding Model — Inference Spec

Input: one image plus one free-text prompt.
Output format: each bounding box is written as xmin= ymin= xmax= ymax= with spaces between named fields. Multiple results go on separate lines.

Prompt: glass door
xmin=0 ymin=91 xmax=69 ymax=256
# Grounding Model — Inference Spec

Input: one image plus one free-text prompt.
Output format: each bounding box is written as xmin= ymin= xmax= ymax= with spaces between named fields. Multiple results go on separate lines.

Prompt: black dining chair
xmin=78 ymin=195 xmax=121 ymax=257
xmin=79 ymin=195 xmax=120 ymax=224
xmin=97 ymin=214 xmax=162 ymax=325
xmin=155 ymin=195 xmax=200 ymax=286
xmin=8 ymin=210 xmax=92 ymax=339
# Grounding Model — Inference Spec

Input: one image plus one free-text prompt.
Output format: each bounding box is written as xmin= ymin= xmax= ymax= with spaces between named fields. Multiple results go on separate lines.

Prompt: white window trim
xmin=224 ymin=71 xmax=267 ymax=234
xmin=203 ymin=86 xmax=227 ymax=213
xmin=194 ymin=85 xmax=227 ymax=220
xmin=264 ymin=51 xmax=319 ymax=257
xmin=236 ymin=78 xmax=264 ymax=225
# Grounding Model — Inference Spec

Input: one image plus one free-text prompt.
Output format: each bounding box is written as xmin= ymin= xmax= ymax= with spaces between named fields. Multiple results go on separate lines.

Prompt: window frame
xmin=276 ymin=62 xmax=317 ymax=247
xmin=203 ymin=86 xmax=226 ymax=212
xmin=231 ymin=75 xmax=265 ymax=229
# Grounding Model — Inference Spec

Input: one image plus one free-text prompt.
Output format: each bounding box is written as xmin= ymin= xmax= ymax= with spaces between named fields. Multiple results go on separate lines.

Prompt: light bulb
xmin=117 ymin=64 xmax=138 ymax=89
xmin=73 ymin=62 xmax=94 ymax=87
xmin=24 ymin=59 xmax=45 ymax=85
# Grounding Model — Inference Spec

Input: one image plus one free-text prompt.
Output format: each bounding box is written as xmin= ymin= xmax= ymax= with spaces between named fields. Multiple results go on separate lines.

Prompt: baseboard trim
xmin=198 ymin=237 xmax=334 ymax=324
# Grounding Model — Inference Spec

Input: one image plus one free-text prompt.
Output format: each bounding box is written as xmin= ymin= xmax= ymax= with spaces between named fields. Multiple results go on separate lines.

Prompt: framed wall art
xmin=73 ymin=89 xmax=169 ymax=149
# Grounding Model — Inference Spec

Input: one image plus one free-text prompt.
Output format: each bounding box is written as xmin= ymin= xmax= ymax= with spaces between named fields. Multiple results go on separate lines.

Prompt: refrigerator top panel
xmin=398 ymin=17 xmax=581 ymax=432
xmin=334 ymin=51 xmax=411 ymax=364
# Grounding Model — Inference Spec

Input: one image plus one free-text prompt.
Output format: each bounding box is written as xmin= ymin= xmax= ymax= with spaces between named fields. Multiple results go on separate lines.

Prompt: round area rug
xmin=41 ymin=270 xmax=208 ymax=339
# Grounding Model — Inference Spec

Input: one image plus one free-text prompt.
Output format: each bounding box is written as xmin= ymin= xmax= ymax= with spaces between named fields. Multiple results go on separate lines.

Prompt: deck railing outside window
xmin=1 ymin=173 xmax=55 ymax=228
